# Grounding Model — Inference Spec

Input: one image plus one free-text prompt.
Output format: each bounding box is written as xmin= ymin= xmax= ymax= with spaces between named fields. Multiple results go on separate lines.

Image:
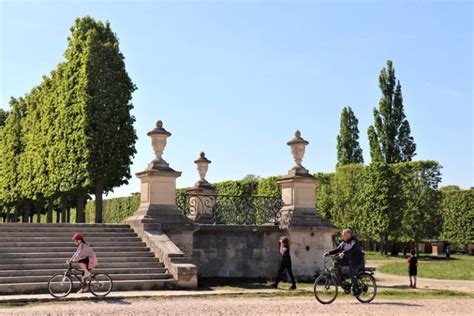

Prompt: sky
xmin=1 ymin=0 xmax=473 ymax=198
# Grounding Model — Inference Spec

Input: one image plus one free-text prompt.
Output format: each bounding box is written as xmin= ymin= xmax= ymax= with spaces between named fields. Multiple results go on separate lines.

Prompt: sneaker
xmin=82 ymin=271 xmax=91 ymax=281
xmin=77 ymin=287 xmax=88 ymax=294
xmin=289 ymin=284 xmax=297 ymax=290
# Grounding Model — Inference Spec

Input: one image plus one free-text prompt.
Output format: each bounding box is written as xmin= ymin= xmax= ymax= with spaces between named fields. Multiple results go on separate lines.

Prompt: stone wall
xmin=191 ymin=225 xmax=334 ymax=280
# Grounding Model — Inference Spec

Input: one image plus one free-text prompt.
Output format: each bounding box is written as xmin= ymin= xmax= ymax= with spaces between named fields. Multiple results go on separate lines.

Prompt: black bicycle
xmin=48 ymin=261 xmax=113 ymax=298
xmin=313 ymin=254 xmax=377 ymax=304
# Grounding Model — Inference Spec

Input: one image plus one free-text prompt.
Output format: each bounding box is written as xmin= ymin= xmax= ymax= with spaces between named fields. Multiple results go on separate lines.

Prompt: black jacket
xmin=328 ymin=237 xmax=364 ymax=266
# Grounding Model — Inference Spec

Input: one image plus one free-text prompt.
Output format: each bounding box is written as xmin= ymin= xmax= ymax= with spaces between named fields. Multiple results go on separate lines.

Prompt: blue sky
xmin=1 ymin=0 xmax=472 ymax=197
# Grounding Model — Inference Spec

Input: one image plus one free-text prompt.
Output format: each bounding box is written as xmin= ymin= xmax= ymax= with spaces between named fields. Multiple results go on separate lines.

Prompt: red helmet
xmin=72 ymin=233 xmax=84 ymax=241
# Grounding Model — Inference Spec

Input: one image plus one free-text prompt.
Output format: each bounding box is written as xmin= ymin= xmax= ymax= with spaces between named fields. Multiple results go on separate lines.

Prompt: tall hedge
xmin=440 ymin=189 xmax=473 ymax=248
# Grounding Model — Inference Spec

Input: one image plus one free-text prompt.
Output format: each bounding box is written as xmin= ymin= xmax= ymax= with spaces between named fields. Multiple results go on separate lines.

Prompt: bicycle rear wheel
xmin=48 ymin=274 xmax=73 ymax=298
xmin=89 ymin=273 xmax=113 ymax=297
xmin=313 ymin=274 xmax=338 ymax=304
xmin=356 ymin=273 xmax=377 ymax=303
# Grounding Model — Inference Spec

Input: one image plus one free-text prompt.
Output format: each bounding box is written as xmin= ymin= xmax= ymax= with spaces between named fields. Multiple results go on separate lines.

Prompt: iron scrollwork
xmin=176 ymin=193 xmax=284 ymax=225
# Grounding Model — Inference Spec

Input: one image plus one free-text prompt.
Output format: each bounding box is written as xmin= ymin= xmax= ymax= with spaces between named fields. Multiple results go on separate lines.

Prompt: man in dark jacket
xmin=324 ymin=229 xmax=364 ymax=295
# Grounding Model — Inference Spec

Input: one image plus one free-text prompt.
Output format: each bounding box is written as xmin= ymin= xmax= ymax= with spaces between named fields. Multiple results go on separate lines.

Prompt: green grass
xmin=365 ymin=251 xmax=400 ymax=260
xmin=379 ymin=255 xmax=474 ymax=280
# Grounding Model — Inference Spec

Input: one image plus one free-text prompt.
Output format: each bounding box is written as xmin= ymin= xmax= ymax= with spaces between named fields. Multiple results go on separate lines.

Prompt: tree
xmin=440 ymin=189 xmax=473 ymax=248
xmin=0 ymin=109 xmax=8 ymax=127
xmin=61 ymin=17 xmax=137 ymax=222
xmin=328 ymin=164 xmax=365 ymax=231
xmin=315 ymin=172 xmax=335 ymax=221
xmin=337 ymin=107 xmax=363 ymax=166
xmin=357 ymin=162 xmax=402 ymax=254
xmin=368 ymin=60 xmax=416 ymax=163
xmin=395 ymin=161 xmax=443 ymax=252
xmin=0 ymin=98 xmax=26 ymax=221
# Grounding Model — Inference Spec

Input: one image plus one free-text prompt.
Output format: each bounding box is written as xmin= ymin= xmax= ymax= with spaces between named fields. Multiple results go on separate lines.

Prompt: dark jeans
xmin=336 ymin=259 xmax=362 ymax=288
xmin=274 ymin=256 xmax=296 ymax=285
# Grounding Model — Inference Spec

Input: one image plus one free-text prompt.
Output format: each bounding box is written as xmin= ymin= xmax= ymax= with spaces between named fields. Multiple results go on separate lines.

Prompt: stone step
xmin=0 ymin=232 xmax=137 ymax=238
xmin=0 ymin=246 xmax=150 ymax=253
xmin=0 ymin=223 xmax=130 ymax=228
xmin=0 ymin=241 xmax=146 ymax=247
xmin=0 ymin=228 xmax=133 ymax=235
xmin=0 ymin=252 xmax=154 ymax=259
xmin=0 ymin=256 xmax=160 ymax=265
xmin=0 ymin=279 xmax=177 ymax=295
xmin=0 ymin=236 xmax=142 ymax=242
xmin=0 ymin=267 xmax=167 ymax=277
xmin=0 ymin=261 xmax=164 ymax=270
xmin=0 ymin=273 xmax=172 ymax=284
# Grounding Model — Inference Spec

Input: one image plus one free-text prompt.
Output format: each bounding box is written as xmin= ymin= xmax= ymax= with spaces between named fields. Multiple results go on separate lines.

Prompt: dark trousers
xmin=274 ymin=257 xmax=296 ymax=285
xmin=349 ymin=263 xmax=363 ymax=288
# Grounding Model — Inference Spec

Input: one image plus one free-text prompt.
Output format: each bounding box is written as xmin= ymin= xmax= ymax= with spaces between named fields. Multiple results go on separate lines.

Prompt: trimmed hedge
xmin=440 ymin=189 xmax=474 ymax=247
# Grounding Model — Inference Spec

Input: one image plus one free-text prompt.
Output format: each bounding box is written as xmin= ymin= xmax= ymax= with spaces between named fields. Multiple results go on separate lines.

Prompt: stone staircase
xmin=0 ymin=223 xmax=175 ymax=294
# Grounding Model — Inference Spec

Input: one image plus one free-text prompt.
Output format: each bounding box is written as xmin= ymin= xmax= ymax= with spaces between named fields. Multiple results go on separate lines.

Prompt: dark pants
xmin=274 ymin=256 xmax=296 ymax=285
xmin=349 ymin=262 xmax=363 ymax=288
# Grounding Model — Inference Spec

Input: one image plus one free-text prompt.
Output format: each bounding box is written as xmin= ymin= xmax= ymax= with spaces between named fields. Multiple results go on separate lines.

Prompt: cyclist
xmin=323 ymin=229 xmax=364 ymax=296
xmin=69 ymin=233 xmax=97 ymax=293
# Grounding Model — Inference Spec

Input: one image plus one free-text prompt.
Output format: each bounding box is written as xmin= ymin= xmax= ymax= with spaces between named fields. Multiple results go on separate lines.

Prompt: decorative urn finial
xmin=147 ymin=120 xmax=172 ymax=170
xmin=286 ymin=130 xmax=309 ymax=174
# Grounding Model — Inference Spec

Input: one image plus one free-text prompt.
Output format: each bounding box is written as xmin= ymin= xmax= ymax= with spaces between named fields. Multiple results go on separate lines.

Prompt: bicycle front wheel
xmin=89 ymin=273 xmax=113 ymax=297
xmin=356 ymin=273 xmax=377 ymax=303
xmin=313 ymin=274 xmax=338 ymax=304
xmin=48 ymin=274 xmax=73 ymax=299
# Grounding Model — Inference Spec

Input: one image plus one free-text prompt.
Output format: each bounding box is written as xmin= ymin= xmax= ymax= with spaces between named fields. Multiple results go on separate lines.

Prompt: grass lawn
xmin=378 ymin=255 xmax=474 ymax=280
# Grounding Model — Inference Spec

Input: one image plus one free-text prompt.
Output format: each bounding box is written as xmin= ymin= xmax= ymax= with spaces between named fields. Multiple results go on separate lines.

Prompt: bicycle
xmin=313 ymin=254 xmax=377 ymax=304
xmin=48 ymin=261 xmax=113 ymax=298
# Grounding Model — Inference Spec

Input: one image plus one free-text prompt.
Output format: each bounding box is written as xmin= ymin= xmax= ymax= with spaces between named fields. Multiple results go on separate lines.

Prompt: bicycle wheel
xmin=356 ymin=273 xmax=377 ymax=303
xmin=313 ymin=274 xmax=338 ymax=304
xmin=89 ymin=273 xmax=113 ymax=297
xmin=48 ymin=274 xmax=73 ymax=298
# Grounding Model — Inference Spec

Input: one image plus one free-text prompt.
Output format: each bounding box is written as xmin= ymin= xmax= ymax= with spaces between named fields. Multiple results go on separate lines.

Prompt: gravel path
xmin=1 ymin=297 xmax=472 ymax=316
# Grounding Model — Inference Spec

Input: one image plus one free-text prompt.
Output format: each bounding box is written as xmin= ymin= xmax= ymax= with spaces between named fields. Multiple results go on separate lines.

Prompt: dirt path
xmin=0 ymin=296 xmax=472 ymax=316
xmin=369 ymin=260 xmax=474 ymax=293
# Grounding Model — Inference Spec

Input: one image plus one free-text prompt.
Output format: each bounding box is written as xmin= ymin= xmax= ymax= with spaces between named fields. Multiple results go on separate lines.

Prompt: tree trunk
xmin=12 ymin=204 xmax=20 ymax=222
xmin=23 ymin=202 xmax=30 ymax=223
xmin=55 ymin=208 xmax=60 ymax=223
xmin=46 ymin=198 xmax=54 ymax=223
xmin=66 ymin=207 xmax=70 ymax=223
xmin=76 ymin=195 xmax=86 ymax=223
xmin=95 ymin=184 xmax=103 ymax=223
xmin=60 ymin=199 xmax=67 ymax=223
xmin=36 ymin=204 xmax=42 ymax=223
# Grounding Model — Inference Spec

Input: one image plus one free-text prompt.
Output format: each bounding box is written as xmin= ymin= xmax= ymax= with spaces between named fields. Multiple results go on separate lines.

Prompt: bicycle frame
xmin=63 ymin=263 xmax=90 ymax=286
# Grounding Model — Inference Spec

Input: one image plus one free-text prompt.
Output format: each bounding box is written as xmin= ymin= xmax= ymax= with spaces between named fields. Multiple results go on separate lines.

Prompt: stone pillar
xmin=277 ymin=130 xmax=337 ymax=280
xmin=186 ymin=152 xmax=216 ymax=224
xmin=128 ymin=120 xmax=193 ymax=232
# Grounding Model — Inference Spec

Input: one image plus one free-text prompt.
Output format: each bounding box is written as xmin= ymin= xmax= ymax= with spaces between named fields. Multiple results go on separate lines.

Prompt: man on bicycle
xmin=324 ymin=229 xmax=364 ymax=296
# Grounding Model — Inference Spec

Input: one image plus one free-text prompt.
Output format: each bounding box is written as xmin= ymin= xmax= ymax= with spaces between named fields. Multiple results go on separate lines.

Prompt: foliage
xmin=0 ymin=16 xmax=136 ymax=223
xmin=84 ymin=194 xmax=140 ymax=223
xmin=356 ymin=162 xmax=402 ymax=242
xmin=395 ymin=161 xmax=442 ymax=243
xmin=368 ymin=60 xmax=416 ymax=163
xmin=330 ymin=164 xmax=365 ymax=232
xmin=315 ymin=172 xmax=334 ymax=220
xmin=0 ymin=109 xmax=8 ymax=127
xmin=336 ymin=107 xmax=363 ymax=166
xmin=440 ymin=189 xmax=474 ymax=247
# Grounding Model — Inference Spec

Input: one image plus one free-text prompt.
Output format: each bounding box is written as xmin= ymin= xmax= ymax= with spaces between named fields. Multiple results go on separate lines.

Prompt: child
xmin=407 ymin=249 xmax=418 ymax=288
xmin=271 ymin=236 xmax=296 ymax=290
xmin=70 ymin=233 xmax=98 ymax=293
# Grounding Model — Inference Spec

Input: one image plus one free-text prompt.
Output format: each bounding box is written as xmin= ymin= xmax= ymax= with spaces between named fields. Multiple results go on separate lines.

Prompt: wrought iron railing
xmin=176 ymin=193 xmax=284 ymax=225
